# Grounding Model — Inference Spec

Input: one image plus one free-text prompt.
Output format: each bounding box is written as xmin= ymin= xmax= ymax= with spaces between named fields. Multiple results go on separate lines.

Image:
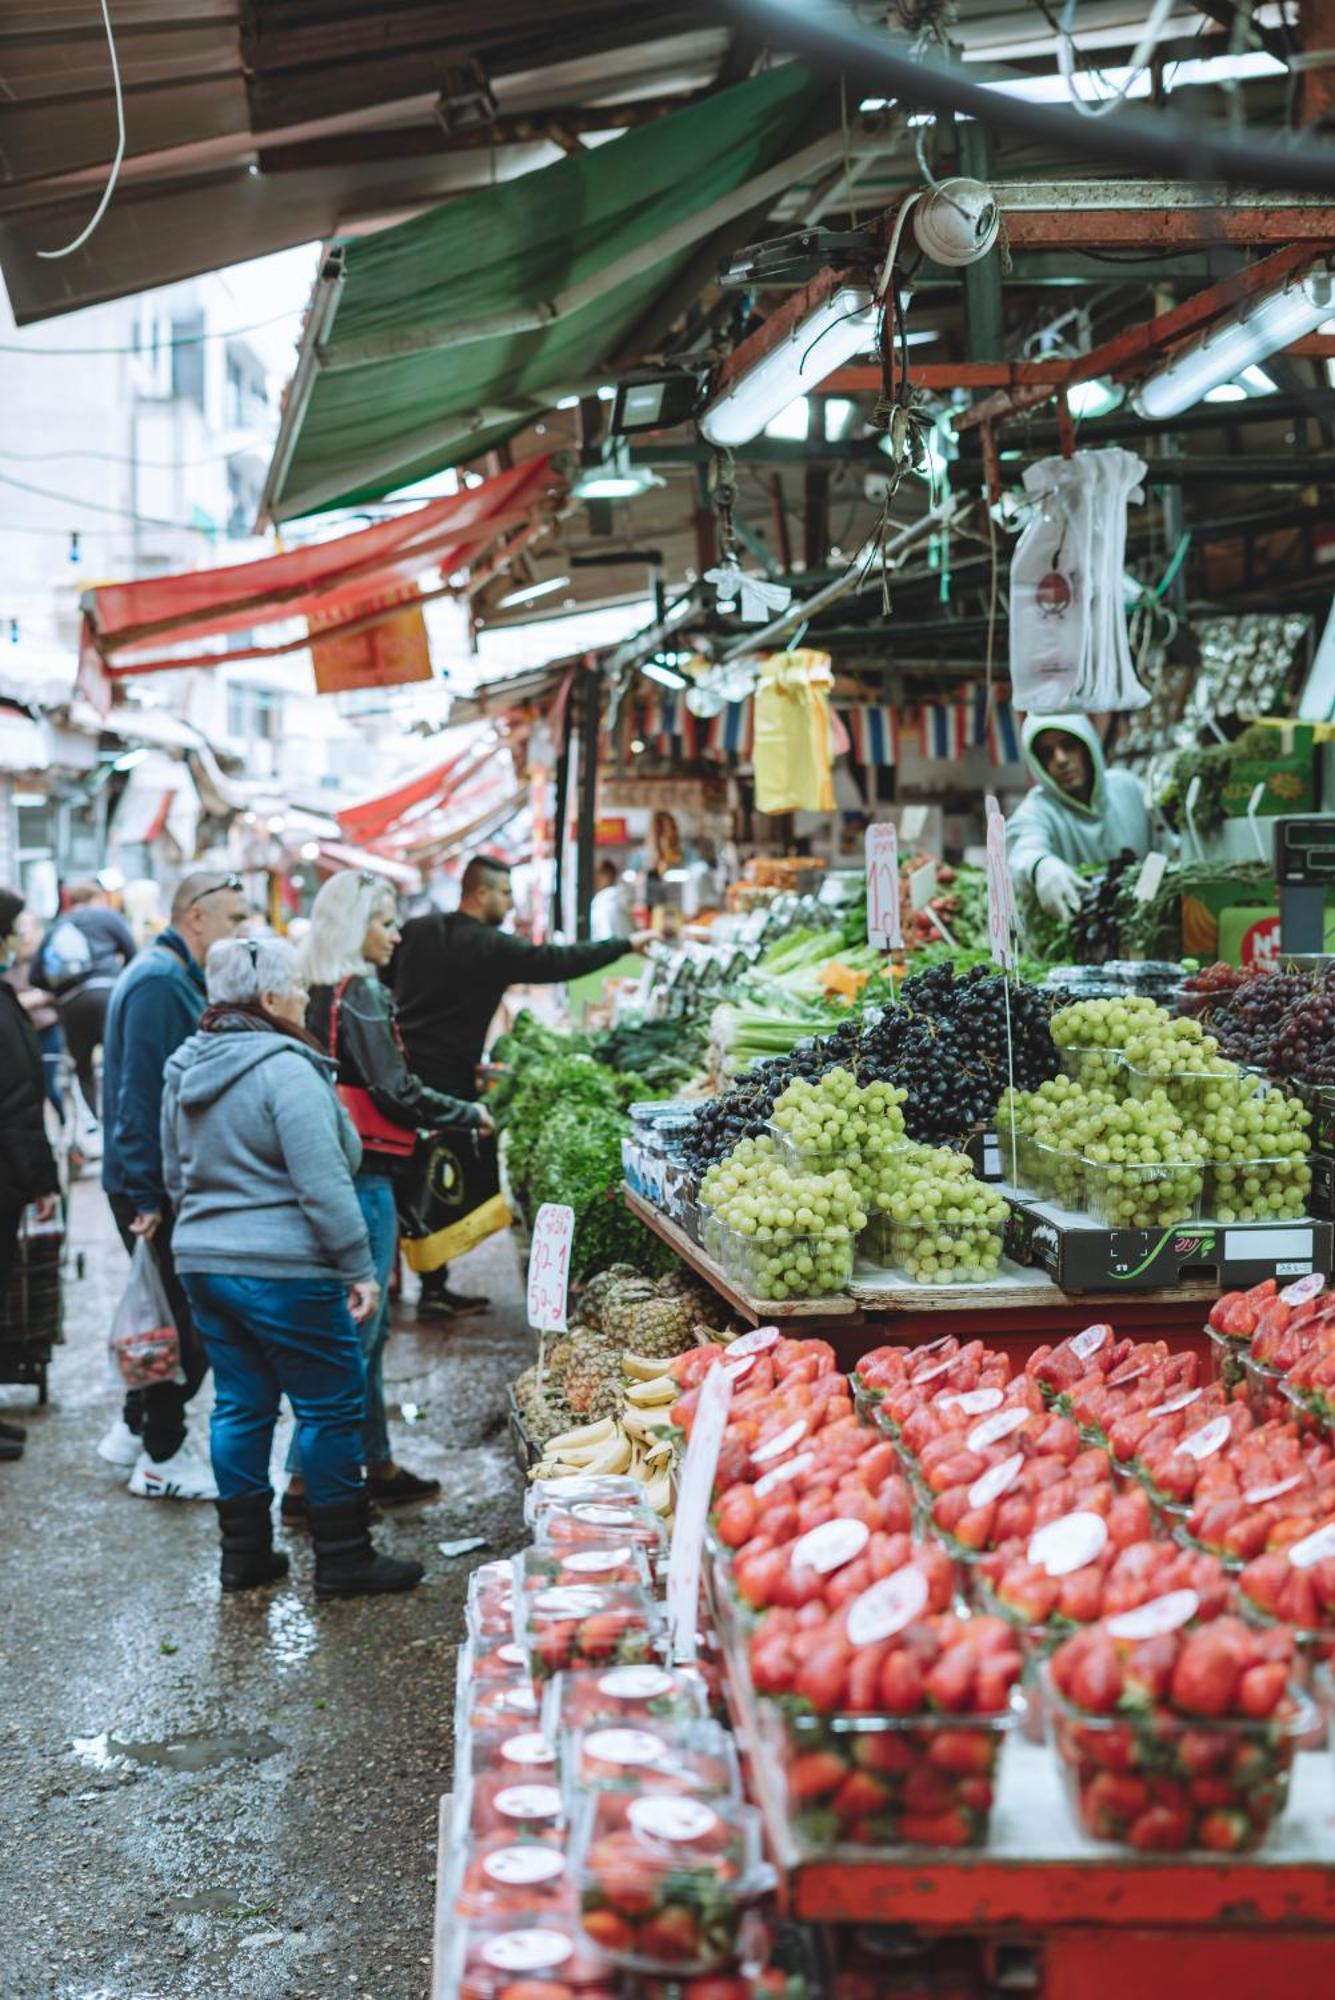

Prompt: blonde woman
xmin=285 ymin=871 xmax=490 ymax=1519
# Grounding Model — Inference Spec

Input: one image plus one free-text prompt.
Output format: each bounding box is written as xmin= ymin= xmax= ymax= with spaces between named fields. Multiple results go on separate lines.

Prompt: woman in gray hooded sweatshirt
xmin=161 ymin=936 xmax=422 ymax=1600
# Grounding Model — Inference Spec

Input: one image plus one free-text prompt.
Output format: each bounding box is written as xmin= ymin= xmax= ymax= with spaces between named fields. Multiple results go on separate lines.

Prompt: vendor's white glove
xmin=1034 ymin=856 xmax=1084 ymax=922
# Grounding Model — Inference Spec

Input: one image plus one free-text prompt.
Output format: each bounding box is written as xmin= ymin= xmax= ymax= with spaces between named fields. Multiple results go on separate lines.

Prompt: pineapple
xmin=545 ymin=1335 xmax=578 ymax=1380
xmin=598 ymin=1279 xmax=660 ymax=1345
xmin=563 ymin=1336 xmax=623 ymax=1417
xmin=580 ymin=1264 xmax=643 ymax=1331
xmin=625 ymin=1295 xmax=696 ymax=1360
xmin=514 ymin=1365 xmax=576 ymax=1445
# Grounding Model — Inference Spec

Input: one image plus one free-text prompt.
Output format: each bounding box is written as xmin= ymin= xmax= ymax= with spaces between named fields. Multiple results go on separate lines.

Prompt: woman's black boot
xmin=310 ymin=1494 xmax=424 ymax=1600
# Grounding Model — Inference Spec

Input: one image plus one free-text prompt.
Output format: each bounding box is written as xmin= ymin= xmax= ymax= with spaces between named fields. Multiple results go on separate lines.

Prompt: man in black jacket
xmin=0 ymin=887 xmax=60 ymax=1462
xmin=394 ymin=852 xmax=640 ymax=1315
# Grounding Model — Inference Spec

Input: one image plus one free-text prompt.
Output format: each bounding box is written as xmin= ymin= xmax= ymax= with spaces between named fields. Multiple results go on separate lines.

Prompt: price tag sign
xmin=985 ymin=809 xmax=1014 ymax=971
xmin=667 ymin=1362 xmax=734 ymax=1662
xmin=526 ymin=1203 xmax=575 ymax=1333
xmin=900 ymin=803 xmax=929 ymax=843
xmin=1133 ymin=850 xmax=1168 ymax=904
xmin=865 ymin=822 xmax=903 ymax=950
xmin=908 ymin=859 xmax=937 ymax=913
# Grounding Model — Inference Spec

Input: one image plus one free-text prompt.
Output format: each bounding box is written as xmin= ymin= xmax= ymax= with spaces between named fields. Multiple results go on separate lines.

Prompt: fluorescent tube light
xmin=1204 ymin=382 xmax=1247 ymax=402
xmin=700 ymin=285 xmax=879 ymax=447
xmin=642 ymin=660 xmax=688 ymax=690
xmin=496 ymin=575 xmax=570 ymax=609
xmin=1132 ymin=263 xmax=1332 ymax=420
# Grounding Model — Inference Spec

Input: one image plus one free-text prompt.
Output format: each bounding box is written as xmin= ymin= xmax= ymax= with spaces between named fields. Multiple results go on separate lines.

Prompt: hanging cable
xmin=1057 ymin=0 xmax=1179 ymax=119
xmin=37 ymin=0 xmax=125 ymax=261
xmin=0 ymin=308 xmax=302 ymax=357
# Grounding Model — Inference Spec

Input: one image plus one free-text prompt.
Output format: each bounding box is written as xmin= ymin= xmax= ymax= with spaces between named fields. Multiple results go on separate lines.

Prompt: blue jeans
xmin=285 ymin=1172 xmax=398 ymax=1477
xmin=183 ymin=1271 xmax=367 ymax=1508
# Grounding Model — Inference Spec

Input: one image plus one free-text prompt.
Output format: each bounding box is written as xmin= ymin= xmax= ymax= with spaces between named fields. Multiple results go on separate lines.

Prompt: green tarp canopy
xmin=261 ymin=64 xmax=833 ymax=522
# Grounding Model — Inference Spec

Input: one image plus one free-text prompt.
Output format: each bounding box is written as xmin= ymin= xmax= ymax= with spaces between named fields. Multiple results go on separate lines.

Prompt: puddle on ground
xmin=264 ymin=1591 xmax=318 ymax=1671
xmin=71 ymin=1728 xmax=284 ymax=1773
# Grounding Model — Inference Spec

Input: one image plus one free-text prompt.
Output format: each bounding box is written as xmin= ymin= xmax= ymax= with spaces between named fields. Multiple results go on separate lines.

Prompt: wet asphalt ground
xmin=0 ymin=1180 xmax=534 ymax=2000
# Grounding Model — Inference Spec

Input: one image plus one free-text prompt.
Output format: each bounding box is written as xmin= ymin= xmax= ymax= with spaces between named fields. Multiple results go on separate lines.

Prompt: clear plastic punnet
xmin=541 ymin=1662 xmax=711 ymax=1742
xmin=569 ymin=1789 xmax=768 ymax=1973
xmin=513 ymin=1578 xmax=666 ymax=1685
xmin=442 ymin=1914 xmax=613 ymax=2000
xmin=563 ymin=1719 xmax=741 ymax=1809
xmin=1080 ymin=1156 xmax=1204 ymax=1229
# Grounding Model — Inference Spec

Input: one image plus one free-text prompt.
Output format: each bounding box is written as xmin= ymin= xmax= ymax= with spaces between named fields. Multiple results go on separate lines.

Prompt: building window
xmin=226 ymin=684 xmax=283 ymax=745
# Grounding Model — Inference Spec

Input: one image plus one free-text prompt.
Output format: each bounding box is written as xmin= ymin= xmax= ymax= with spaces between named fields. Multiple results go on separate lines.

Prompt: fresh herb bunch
xmin=529 ymin=1101 xmax=675 ymax=1279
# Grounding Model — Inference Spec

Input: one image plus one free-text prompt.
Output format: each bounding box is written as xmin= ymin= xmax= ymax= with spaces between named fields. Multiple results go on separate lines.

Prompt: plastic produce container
xmin=563 ymin=1720 xmax=740 ymax=1810
xmin=530 ymin=1488 xmax=668 ymax=1563
xmin=1124 ymin=1064 xmax=1259 ymax=1115
xmin=441 ymin=1915 xmax=615 ymax=2000
xmin=766 ymin=1121 xmax=864 ymax=1178
xmin=514 ymin=1579 xmax=666 ymax=1685
xmin=542 ymin=1662 xmax=711 ymax=1742
xmin=1028 ymin=1140 xmax=1087 ymax=1211
xmin=514 ymin=1543 xmax=652 ymax=1599
xmin=452 ymin=1832 xmax=573 ymax=1923
xmin=1046 ymin=1673 xmax=1311 ymax=1852
xmin=703 ymin=1215 xmax=854 ymax=1302
xmin=525 ymin=1473 xmax=652 ymax=1529
xmin=1203 ymin=1157 xmax=1312 ymax=1224
xmin=860 ymin=1213 xmax=1005 ymax=1286
xmin=457 ymin=1743 xmax=567 ymax=1844
xmin=466 ymin=1558 xmax=518 ymax=1644
xmin=1059 ymin=1047 xmax=1126 ymax=1089
xmin=759 ymin=1701 xmax=1021 ymax=1853
xmin=1081 ymin=1156 xmax=1204 ymax=1228
xmin=570 ymin=1789 xmax=767 ymax=1973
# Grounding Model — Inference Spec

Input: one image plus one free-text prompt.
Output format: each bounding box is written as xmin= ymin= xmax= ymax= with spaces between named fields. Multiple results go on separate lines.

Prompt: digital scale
xmin=1274 ymin=816 xmax=1335 ymax=956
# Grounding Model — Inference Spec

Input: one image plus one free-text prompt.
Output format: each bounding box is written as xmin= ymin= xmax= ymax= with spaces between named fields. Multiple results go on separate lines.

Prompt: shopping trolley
xmin=0 ymin=1201 xmax=65 ymax=1402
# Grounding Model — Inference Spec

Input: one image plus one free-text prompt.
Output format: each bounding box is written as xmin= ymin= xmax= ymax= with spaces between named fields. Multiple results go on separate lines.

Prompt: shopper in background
xmin=36 ymin=879 xmax=135 ymax=1124
xmin=99 ymin=868 xmax=248 ymax=1498
xmin=589 ymin=859 xmax=635 ymax=943
xmin=162 ymin=937 xmax=421 ymax=1598
xmin=1006 ymin=714 xmax=1151 ymax=935
xmin=4 ymin=907 xmax=65 ymax=1120
xmin=394 ymin=851 xmax=643 ymax=1317
xmin=0 ymin=888 xmax=60 ymax=1466
xmin=287 ymin=870 xmax=489 ymax=1518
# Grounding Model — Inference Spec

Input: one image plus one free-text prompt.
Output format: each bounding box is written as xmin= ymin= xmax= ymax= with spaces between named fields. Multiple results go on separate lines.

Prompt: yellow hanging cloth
xmin=752 ymin=648 xmax=836 ymax=814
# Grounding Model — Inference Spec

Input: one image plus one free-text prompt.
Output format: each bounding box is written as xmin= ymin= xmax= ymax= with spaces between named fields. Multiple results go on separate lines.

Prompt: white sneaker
xmin=96 ymin=1418 xmax=143 ymax=1469
xmin=127 ymin=1444 xmax=218 ymax=1501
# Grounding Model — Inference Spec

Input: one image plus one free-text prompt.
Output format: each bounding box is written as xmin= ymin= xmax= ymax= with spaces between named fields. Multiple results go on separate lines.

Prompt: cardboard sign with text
xmin=526 ymin=1203 xmax=575 ymax=1332
xmin=667 ymin=1362 xmax=734 ymax=1661
xmin=865 ymin=821 xmax=903 ymax=950
xmin=986 ymin=808 xmax=1015 ymax=970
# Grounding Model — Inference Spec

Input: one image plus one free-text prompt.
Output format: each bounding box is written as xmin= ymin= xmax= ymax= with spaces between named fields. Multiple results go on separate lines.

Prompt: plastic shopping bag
xmin=108 ymin=1239 xmax=183 ymax=1389
xmin=1009 ymin=457 xmax=1091 ymax=714
xmin=753 ymin=649 xmax=836 ymax=814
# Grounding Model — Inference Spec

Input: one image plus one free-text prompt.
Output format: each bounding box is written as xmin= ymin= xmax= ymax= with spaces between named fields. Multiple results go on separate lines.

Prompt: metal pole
xmin=575 ymin=666 xmax=602 ymax=941
xmin=550 ymin=693 xmax=573 ymax=935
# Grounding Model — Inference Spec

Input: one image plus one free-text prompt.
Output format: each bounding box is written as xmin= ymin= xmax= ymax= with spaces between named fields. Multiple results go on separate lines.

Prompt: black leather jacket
xmin=0 ymin=981 xmax=59 ymax=1210
xmin=307 ymin=976 xmax=482 ymax=1164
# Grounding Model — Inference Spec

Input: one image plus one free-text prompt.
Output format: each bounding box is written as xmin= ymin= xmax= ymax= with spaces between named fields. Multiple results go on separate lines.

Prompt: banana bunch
xmin=621 ymin=1354 xmax=680 ymax=1412
xmin=532 ymin=1415 xmax=633 ymax=1480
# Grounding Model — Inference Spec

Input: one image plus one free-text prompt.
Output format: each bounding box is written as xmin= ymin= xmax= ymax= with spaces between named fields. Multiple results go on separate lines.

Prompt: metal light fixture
xmin=496 ymin=575 xmax=571 ymax=609
xmin=700 ymin=283 xmax=880 ymax=448
xmin=1132 ymin=262 xmax=1332 ymax=419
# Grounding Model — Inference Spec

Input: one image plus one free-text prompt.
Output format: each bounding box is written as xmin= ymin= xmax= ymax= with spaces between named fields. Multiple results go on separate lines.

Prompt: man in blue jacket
xmin=99 ymin=870 xmax=248 ymax=1497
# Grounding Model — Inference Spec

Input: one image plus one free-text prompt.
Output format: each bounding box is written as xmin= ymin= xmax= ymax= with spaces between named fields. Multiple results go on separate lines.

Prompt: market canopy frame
xmin=259 ymin=62 xmax=836 ymax=522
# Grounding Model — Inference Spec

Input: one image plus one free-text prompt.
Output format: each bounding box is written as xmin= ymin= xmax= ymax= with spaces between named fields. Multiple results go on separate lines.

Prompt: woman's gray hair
xmin=299 ymin=869 xmax=397 ymax=987
xmin=205 ymin=936 xmax=302 ymax=1005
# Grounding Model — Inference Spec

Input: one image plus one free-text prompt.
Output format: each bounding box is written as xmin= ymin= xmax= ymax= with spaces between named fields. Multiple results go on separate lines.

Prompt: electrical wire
xmin=0 ymin=468 xmax=225 ymax=534
xmin=717 ymin=0 xmax=1335 ymax=192
xmin=0 ymin=309 xmax=303 ymax=357
xmin=1057 ymin=0 xmax=1179 ymax=118
xmin=36 ymin=0 xmax=125 ymax=262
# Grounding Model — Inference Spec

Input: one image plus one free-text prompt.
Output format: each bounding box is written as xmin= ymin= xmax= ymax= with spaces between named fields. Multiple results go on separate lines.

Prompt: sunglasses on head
xmin=187 ymin=873 xmax=243 ymax=909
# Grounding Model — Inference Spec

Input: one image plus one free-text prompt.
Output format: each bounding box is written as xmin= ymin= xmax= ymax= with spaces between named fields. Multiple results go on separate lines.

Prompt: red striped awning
xmin=81 ymin=456 xmax=564 ymax=677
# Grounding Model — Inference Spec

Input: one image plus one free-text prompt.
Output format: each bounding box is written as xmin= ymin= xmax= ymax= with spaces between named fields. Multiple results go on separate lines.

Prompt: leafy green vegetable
xmin=529 ymin=1101 xmax=674 ymax=1280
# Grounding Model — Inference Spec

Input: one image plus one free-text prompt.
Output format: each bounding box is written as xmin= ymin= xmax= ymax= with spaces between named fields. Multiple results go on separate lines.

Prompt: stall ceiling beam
xmin=953 ymin=240 xmax=1327 ymax=433
xmin=825 ymin=341 xmax=1335 ymax=395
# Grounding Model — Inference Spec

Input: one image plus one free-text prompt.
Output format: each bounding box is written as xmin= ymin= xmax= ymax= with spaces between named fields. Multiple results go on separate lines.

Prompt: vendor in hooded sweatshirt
xmin=1006 ymin=714 xmax=1151 ymax=932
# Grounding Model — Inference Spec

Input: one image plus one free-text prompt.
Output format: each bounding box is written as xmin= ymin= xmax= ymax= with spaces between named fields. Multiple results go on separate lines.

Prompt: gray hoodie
xmin=1006 ymin=713 xmax=1151 ymax=930
xmin=161 ymin=1019 xmax=374 ymax=1284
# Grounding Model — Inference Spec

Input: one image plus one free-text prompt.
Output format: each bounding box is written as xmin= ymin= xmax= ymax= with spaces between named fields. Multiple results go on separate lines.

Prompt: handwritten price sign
xmin=667 ymin=1360 xmax=734 ymax=1661
xmin=865 ymin=821 xmax=903 ymax=951
xmin=526 ymin=1203 xmax=575 ymax=1332
xmin=985 ymin=807 xmax=1015 ymax=971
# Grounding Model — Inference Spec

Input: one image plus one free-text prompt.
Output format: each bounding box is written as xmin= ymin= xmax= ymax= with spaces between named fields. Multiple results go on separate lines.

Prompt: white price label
xmin=500 ymin=1733 xmax=555 ymax=1767
xmin=1106 ymin=1590 xmax=1199 ymax=1640
xmin=1146 ymin=1388 xmax=1202 ymax=1420
xmin=866 ymin=822 xmax=903 ymax=950
xmin=727 ymin=1324 xmax=780 ymax=1357
xmin=1281 ymin=1273 xmax=1326 ymax=1306
xmin=533 ymin=1586 xmax=605 ymax=1616
xmin=562 ymin=1547 xmax=634 ymax=1575
xmin=482 ymin=1930 xmax=573 ymax=1973
xmin=483 ymin=1846 xmax=565 ymax=1887
xmin=937 ymin=1387 xmax=1004 ymax=1416
xmin=584 ymin=1728 xmax=670 ymax=1769
xmin=571 ymin=1503 xmax=638 ymax=1527
xmin=495 ymin=1643 xmax=527 ymax=1669
xmin=1173 ymin=1414 xmax=1232 ymax=1462
xmin=915 ymin=1350 xmax=966 ymax=1386
xmin=1244 ymin=1474 xmax=1304 ymax=1506
xmin=790 ymin=1517 xmax=870 ymax=1576
xmin=598 ymin=1665 xmax=675 ymax=1701
xmin=908 ymin=859 xmax=938 ymax=914
xmin=968 ymin=1451 xmax=1025 ymax=1509
xmin=847 ymin=1565 xmax=930 ymax=1646
xmin=1071 ymin=1322 xmax=1112 ymax=1361
xmin=753 ymin=1450 xmax=815 ymax=1499
xmin=1287 ymin=1520 xmax=1335 ymax=1569
xmin=527 ymin=1202 xmax=575 ymax=1333
xmin=628 ymin=1797 xmax=719 ymax=1843
xmin=1133 ymin=850 xmax=1169 ymax=904
xmin=494 ymin=1784 xmax=562 ymax=1822
xmin=667 ymin=1361 xmax=734 ymax=1662
xmin=1028 ymin=1511 xmax=1108 ymax=1577
xmin=751 ymin=1418 xmax=809 ymax=1466
xmin=966 ymin=1405 xmax=1032 ymax=1454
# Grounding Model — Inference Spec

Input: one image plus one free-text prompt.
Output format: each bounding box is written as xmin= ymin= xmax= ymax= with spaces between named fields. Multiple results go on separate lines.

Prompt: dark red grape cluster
xmin=1207 ymin=968 xmax=1335 ymax=1086
xmin=1179 ymin=961 xmax=1253 ymax=1017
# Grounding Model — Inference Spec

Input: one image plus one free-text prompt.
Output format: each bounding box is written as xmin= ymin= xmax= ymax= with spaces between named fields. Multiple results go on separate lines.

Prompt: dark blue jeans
xmin=183 ymin=1271 xmax=367 ymax=1508
xmin=285 ymin=1171 xmax=397 ymax=1476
